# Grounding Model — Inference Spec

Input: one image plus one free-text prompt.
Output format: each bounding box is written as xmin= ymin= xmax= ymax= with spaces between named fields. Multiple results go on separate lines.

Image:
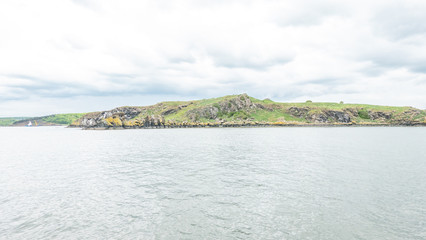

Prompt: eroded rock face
xmin=287 ymin=107 xmax=351 ymax=123
xmin=326 ymin=111 xmax=351 ymax=123
xmin=185 ymin=94 xmax=257 ymax=121
xmin=287 ymin=107 xmax=310 ymax=118
xmin=368 ymin=111 xmax=392 ymax=120
xmin=74 ymin=107 xmax=144 ymax=128
xmin=186 ymin=106 xmax=220 ymax=121
xmin=143 ymin=115 xmax=165 ymax=127
xmin=306 ymin=113 xmax=329 ymax=123
xmin=111 ymin=107 xmax=141 ymax=120
xmin=344 ymin=108 xmax=359 ymax=117
xmin=80 ymin=118 xmax=98 ymax=127
xmin=390 ymin=109 xmax=424 ymax=125
xmin=162 ymin=104 xmax=191 ymax=115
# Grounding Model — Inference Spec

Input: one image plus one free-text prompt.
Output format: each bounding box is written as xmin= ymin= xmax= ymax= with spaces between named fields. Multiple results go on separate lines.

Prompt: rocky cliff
xmin=70 ymin=94 xmax=426 ymax=129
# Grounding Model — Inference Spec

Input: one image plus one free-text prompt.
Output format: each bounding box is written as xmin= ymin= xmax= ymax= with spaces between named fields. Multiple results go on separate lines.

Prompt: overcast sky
xmin=1 ymin=0 xmax=425 ymax=116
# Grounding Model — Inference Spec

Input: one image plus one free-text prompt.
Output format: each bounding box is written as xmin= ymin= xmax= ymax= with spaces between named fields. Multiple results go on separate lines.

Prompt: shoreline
xmin=69 ymin=122 xmax=426 ymax=130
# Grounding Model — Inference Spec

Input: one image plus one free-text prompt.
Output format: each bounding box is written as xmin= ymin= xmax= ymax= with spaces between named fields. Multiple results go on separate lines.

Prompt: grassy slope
xmin=122 ymin=94 xmax=425 ymax=124
xmin=1 ymin=113 xmax=85 ymax=126
xmin=163 ymin=95 xmax=243 ymax=122
xmin=120 ymin=95 xmax=242 ymax=122
xmin=0 ymin=117 xmax=30 ymax=126
xmin=248 ymin=98 xmax=424 ymax=123
xmin=41 ymin=113 xmax=86 ymax=125
xmin=4 ymin=95 xmax=424 ymax=126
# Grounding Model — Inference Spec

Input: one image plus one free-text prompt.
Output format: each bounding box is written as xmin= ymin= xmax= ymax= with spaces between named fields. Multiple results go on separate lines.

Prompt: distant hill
xmin=5 ymin=113 xmax=85 ymax=126
xmin=70 ymin=94 xmax=426 ymax=129
xmin=0 ymin=117 xmax=30 ymax=126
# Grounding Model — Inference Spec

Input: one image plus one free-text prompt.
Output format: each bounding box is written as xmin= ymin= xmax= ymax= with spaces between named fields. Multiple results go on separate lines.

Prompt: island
xmin=67 ymin=94 xmax=425 ymax=129
xmin=2 ymin=94 xmax=424 ymax=129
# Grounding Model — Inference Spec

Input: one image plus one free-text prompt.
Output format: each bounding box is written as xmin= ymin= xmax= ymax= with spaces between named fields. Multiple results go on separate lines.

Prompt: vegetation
xmin=41 ymin=113 xmax=86 ymax=125
xmin=0 ymin=113 xmax=85 ymax=126
xmin=357 ymin=109 xmax=370 ymax=119
xmin=70 ymin=94 xmax=426 ymax=128
xmin=0 ymin=117 xmax=29 ymax=126
xmin=104 ymin=116 xmax=123 ymax=126
xmin=3 ymin=94 xmax=426 ymax=128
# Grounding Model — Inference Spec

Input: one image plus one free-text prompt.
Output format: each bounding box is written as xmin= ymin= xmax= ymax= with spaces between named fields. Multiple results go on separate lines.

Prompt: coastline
xmin=69 ymin=122 xmax=426 ymax=130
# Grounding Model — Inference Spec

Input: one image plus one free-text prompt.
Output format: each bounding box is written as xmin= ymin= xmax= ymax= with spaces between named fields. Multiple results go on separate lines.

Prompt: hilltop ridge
xmin=69 ymin=94 xmax=426 ymax=129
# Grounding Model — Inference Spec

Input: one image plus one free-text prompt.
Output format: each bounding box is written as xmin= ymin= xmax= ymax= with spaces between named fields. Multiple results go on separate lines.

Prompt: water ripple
xmin=0 ymin=127 xmax=425 ymax=239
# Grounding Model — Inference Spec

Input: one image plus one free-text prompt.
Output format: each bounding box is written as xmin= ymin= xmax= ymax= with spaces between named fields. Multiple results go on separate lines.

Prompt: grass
xmin=249 ymin=95 xmax=414 ymax=112
xmin=22 ymin=94 xmax=423 ymax=127
xmin=249 ymin=109 xmax=304 ymax=122
xmin=358 ymin=109 xmax=370 ymax=119
xmin=0 ymin=117 xmax=30 ymax=126
xmin=0 ymin=114 xmax=85 ymax=126
xmin=268 ymin=101 xmax=412 ymax=112
xmin=161 ymin=95 xmax=243 ymax=122
xmin=41 ymin=113 xmax=86 ymax=125
xmin=135 ymin=95 xmax=424 ymax=124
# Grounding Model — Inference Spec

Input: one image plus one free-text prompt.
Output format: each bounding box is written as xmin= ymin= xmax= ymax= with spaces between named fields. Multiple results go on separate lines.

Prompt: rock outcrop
xmin=186 ymin=93 xmax=258 ymax=121
xmin=284 ymin=107 xmax=424 ymax=124
xmin=74 ymin=107 xmax=143 ymax=128
xmin=286 ymin=107 xmax=351 ymax=123
xmin=307 ymin=110 xmax=351 ymax=123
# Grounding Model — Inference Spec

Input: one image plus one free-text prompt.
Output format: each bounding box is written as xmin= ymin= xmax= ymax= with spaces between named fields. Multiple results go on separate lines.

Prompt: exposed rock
xmin=162 ymin=108 xmax=178 ymax=115
xmin=287 ymin=107 xmax=310 ymax=118
xmin=326 ymin=110 xmax=351 ymax=123
xmin=143 ymin=115 xmax=165 ymax=127
xmin=288 ymin=107 xmax=351 ymax=123
xmin=306 ymin=113 xmax=329 ymax=123
xmin=69 ymin=94 xmax=425 ymax=129
xmin=343 ymin=108 xmax=359 ymax=118
xmin=368 ymin=111 xmax=392 ymax=120
xmin=255 ymin=103 xmax=267 ymax=109
xmin=162 ymin=104 xmax=190 ymax=115
xmin=74 ymin=107 xmax=144 ymax=128
xmin=186 ymin=106 xmax=220 ymax=121
xmin=80 ymin=118 xmax=98 ymax=127
xmin=185 ymin=93 xmax=257 ymax=121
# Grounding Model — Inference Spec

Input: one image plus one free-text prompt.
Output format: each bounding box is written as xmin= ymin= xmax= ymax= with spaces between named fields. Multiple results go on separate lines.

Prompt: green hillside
xmin=71 ymin=94 xmax=426 ymax=128
xmin=41 ymin=113 xmax=86 ymax=125
xmin=6 ymin=113 xmax=85 ymax=126
xmin=0 ymin=117 xmax=29 ymax=126
xmin=3 ymin=94 xmax=424 ymax=128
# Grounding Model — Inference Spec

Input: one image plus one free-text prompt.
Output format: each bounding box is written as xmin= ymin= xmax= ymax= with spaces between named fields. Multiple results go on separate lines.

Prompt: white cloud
xmin=0 ymin=0 xmax=425 ymax=116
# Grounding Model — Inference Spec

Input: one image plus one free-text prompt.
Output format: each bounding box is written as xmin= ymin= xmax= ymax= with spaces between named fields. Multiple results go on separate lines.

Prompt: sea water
xmin=0 ymin=127 xmax=425 ymax=239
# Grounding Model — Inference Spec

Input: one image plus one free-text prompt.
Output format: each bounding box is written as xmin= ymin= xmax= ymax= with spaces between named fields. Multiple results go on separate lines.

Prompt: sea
xmin=0 ymin=126 xmax=425 ymax=239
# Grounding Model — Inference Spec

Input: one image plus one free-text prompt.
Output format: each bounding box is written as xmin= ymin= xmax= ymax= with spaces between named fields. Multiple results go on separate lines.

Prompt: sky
xmin=1 ymin=0 xmax=426 ymax=117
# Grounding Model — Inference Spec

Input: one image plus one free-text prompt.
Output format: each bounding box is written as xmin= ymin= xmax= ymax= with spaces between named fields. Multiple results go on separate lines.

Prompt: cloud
xmin=269 ymin=0 xmax=350 ymax=27
xmin=0 ymin=0 xmax=425 ymax=116
xmin=373 ymin=2 xmax=426 ymax=40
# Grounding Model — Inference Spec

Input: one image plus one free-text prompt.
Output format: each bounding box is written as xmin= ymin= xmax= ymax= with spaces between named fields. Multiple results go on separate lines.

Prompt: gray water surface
xmin=0 ymin=127 xmax=425 ymax=239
